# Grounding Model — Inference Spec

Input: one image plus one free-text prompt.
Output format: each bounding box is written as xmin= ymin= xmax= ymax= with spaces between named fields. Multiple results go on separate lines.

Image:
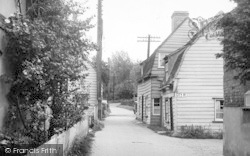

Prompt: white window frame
xmin=214 ymin=98 xmax=224 ymax=122
xmin=158 ymin=53 xmax=165 ymax=68
xmin=153 ymin=98 xmax=160 ymax=115
xmin=140 ymin=66 xmax=143 ymax=76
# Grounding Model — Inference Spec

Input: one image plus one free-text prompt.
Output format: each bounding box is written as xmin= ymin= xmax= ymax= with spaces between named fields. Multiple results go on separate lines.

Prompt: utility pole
xmin=113 ymin=71 xmax=115 ymax=101
xmin=97 ymin=0 xmax=103 ymax=120
xmin=137 ymin=35 xmax=160 ymax=58
xmin=107 ymin=58 xmax=111 ymax=102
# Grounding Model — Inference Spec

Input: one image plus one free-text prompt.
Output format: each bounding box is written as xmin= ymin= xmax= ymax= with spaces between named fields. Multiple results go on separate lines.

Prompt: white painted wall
xmin=137 ymin=79 xmax=151 ymax=124
xmin=175 ymin=36 xmax=224 ymax=131
xmin=84 ymin=63 xmax=98 ymax=120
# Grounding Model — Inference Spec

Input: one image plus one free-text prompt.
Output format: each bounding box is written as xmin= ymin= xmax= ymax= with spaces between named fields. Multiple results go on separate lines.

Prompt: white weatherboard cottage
xmin=161 ymin=15 xmax=224 ymax=132
xmin=136 ymin=11 xmax=197 ymax=126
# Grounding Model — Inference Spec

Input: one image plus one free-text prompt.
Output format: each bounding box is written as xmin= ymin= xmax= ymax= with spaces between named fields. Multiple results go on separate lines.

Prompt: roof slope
xmin=138 ymin=17 xmax=194 ymax=81
xmin=164 ymin=13 xmax=224 ymax=85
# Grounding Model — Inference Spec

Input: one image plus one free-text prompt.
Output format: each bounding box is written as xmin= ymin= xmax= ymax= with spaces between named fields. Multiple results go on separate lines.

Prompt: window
xmin=214 ymin=99 xmax=224 ymax=121
xmin=158 ymin=53 xmax=167 ymax=68
xmin=141 ymin=66 xmax=143 ymax=76
xmin=153 ymin=98 xmax=160 ymax=115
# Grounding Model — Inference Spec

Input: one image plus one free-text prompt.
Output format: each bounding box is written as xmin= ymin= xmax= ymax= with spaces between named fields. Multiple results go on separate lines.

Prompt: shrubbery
xmin=0 ymin=0 xmax=94 ymax=147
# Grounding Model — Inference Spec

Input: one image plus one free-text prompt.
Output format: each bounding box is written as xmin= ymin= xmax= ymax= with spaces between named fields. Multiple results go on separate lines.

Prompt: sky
xmin=81 ymin=0 xmax=237 ymax=62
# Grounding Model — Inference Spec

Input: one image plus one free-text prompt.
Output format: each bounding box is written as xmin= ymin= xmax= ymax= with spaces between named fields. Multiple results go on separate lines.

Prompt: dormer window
xmin=158 ymin=53 xmax=167 ymax=68
xmin=141 ymin=66 xmax=143 ymax=76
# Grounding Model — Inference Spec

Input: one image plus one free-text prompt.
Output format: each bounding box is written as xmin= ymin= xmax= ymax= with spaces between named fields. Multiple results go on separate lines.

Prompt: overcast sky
xmin=82 ymin=0 xmax=237 ymax=62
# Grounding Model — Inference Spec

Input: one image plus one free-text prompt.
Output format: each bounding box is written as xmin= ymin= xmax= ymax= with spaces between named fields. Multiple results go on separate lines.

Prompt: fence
xmin=27 ymin=115 xmax=89 ymax=156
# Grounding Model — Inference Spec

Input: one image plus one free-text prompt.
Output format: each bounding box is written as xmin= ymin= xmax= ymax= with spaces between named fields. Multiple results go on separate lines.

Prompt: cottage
xmin=161 ymin=15 xmax=224 ymax=132
xmin=136 ymin=11 xmax=196 ymax=126
xmin=84 ymin=63 xmax=98 ymax=120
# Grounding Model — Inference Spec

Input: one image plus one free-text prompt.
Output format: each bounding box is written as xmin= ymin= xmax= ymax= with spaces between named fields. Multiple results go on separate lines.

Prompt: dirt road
xmin=91 ymin=103 xmax=223 ymax=156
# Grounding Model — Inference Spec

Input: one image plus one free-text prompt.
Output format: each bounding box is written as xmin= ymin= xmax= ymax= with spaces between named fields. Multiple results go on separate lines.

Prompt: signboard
xmin=175 ymin=93 xmax=187 ymax=97
xmin=188 ymin=11 xmax=224 ymax=40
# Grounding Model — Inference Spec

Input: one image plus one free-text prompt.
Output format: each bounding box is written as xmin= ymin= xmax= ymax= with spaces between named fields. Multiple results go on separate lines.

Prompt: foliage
xmin=129 ymin=62 xmax=141 ymax=95
xmin=173 ymin=125 xmax=223 ymax=139
xmin=67 ymin=132 xmax=94 ymax=156
xmin=109 ymin=51 xmax=135 ymax=100
xmin=216 ymin=1 xmax=250 ymax=83
xmin=120 ymin=99 xmax=136 ymax=107
xmin=67 ymin=120 xmax=104 ymax=156
xmin=0 ymin=0 xmax=95 ymax=145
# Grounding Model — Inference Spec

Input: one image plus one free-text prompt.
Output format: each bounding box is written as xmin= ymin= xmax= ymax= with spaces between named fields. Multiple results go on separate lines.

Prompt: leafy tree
xmin=111 ymin=51 xmax=133 ymax=84
xmin=129 ymin=61 xmax=141 ymax=95
xmin=0 ymin=0 xmax=95 ymax=145
xmin=109 ymin=51 xmax=134 ymax=100
xmin=217 ymin=0 xmax=250 ymax=83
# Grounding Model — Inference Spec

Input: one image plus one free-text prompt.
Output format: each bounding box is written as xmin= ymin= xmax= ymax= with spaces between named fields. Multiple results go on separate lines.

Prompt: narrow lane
xmin=91 ymin=103 xmax=222 ymax=156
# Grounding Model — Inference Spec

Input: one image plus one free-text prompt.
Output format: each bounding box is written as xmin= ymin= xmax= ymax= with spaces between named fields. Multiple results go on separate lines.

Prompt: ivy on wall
xmin=0 ymin=0 xmax=95 ymax=146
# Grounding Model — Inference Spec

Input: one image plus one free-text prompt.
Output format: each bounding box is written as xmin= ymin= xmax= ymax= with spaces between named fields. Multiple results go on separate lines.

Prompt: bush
xmin=173 ymin=125 xmax=223 ymax=139
xmin=67 ymin=133 xmax=94 ymax=156
xmin=120 ymin=99 xmax=135 ymax=107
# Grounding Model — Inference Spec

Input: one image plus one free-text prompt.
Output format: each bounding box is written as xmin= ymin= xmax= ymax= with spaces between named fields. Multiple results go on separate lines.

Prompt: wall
xmin=84 ymin=63 xmax=98 ymax=120
xmin=27 ymin=115 xmax=89 ymax=156
xmin=175 ymin=36 xmax=223 ymax=131
xmin=223 ymin=63 xmax=250 ymax=155
xmin=137 ymin=79 xmax=151 ymax=124
xmin=223 ymin=107 xmax=250 ymax=156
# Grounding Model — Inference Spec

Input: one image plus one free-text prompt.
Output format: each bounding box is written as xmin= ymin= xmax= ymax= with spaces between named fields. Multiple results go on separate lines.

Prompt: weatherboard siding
xmin=151 ymin=19 xmax=191 ymax=77
xmin=175 ymin=36 xmax=223 ymax=131
xmin=84 ymin=64 xmax=98 ymax=119
xmin=137 ymin=79 xmax=151 ymax=124
xmin=149 ymin=19 xmax=193 ymax=126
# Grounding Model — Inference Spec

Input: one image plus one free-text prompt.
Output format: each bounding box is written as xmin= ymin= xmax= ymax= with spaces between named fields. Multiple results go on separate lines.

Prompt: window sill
xmin=242 ymin=107 xmax=250 ymax=111
xmin=212 ymin=121 xmax=223 ymax=123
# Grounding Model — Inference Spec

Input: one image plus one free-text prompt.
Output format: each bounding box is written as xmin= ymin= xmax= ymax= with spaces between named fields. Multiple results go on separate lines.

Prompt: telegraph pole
xmin=138 ymin=35 xmax=160 ymax=58
xmin=107 ymin=58 xmax=111 ymax=101
xmin=97 ymin=0 xmax=103 ymax=120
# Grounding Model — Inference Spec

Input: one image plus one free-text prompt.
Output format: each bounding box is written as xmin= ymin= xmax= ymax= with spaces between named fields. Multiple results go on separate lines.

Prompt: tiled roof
xmin=140 ymin=52 xmax=157 ymax=79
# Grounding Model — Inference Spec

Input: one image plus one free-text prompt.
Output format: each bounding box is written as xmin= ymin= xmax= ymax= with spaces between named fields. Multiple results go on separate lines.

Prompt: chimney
xmin=171 ymin=11 xmax=189 ymax=31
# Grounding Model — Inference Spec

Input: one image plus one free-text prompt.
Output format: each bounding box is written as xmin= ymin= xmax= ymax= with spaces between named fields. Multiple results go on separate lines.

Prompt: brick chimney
xmin=171 ymin=11 xmax=189 ymax=31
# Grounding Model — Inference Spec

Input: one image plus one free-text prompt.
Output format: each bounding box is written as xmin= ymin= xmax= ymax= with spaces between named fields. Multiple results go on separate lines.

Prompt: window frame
xmin=214 ymin=98 xmax=224 ymax=122
xmin=153 ymin=98 xmax=161 ymax=115
xmin=158 ymin=53 xmax=165 ymax=68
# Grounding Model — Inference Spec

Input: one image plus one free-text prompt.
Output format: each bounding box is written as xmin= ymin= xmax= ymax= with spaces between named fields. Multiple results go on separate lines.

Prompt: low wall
xmin=224 ymin=107 xmax=250 ymax=156
xmin=27 ymin=115 xmax=89 ymax=156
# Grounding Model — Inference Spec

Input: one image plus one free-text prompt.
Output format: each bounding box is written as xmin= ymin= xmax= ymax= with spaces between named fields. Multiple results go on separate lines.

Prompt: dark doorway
xmin=170 ymin=97 xmax=174 ymax=131
xmin=142 ymin=95 xmax=144 ymax=122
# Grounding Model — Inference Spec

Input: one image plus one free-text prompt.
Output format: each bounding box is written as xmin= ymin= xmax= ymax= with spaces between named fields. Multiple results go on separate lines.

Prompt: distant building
xmin=84 ymin=63 xmax=98 ymax=120
xmin=136 ymin=11 xmax=195 ymax=126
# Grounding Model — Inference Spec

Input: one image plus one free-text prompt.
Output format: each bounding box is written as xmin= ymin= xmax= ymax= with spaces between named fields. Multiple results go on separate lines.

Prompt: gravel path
xmin=91 ymin=103 xmax=223 ymax=156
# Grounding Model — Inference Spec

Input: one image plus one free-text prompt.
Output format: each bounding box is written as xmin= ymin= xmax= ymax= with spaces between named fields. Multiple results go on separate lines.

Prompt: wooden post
xmin=97 ymin=0 xmax=103 ymax=120
xmin=137 ymin=35 xmax=160 ymax=58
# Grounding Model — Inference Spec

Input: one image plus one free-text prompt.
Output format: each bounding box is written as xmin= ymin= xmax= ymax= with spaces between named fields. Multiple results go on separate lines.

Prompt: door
xmin=165 ymin=97 xmax=174 ymax=131
xmin=141 ymin=95 xmax=144 ymax=121
xmin=170 ymin=97 xmax=174 ymax=131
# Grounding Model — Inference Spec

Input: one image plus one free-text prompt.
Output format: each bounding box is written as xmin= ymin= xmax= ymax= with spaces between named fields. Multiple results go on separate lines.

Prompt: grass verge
xmin=117 ymin=104 xmax=134 ymax=111
xmin=67 ymin=120 xmax=104 ymax=156
xmin=147 ymin=125 xmax=222 ymax=139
